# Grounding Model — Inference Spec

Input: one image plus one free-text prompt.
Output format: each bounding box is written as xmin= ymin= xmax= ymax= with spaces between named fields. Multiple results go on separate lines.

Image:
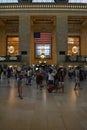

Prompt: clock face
xmin=8 ymin=46 xmax=14 ymax=54
xmin=72 ymin=46 xmax=78 ymax=54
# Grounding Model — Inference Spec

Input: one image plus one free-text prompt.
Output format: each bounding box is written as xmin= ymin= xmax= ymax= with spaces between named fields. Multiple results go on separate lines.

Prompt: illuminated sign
xmin=0 ymin=57 xmax=6 ymax=61
xmin=0 ymin=56 xmax=21 ymax=62
xmin=66 ymin=56 xmax=87 ymax=62
xmin=9 ymin=56 xmax=17 ymax=60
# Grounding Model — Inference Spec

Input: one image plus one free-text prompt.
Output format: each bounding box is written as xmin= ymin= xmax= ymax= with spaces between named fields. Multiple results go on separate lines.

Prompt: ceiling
xmin=0 ymin=16 xmax=19 ymax=25
xmin=68 ymin=16 xmax=87 ymax=25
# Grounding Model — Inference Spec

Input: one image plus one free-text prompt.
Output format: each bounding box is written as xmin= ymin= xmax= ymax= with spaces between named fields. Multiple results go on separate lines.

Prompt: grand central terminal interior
xmin=0 ymin=0 xmax=87 ymax=68
xmin=1 ymin=1 xmax=87 ymax=130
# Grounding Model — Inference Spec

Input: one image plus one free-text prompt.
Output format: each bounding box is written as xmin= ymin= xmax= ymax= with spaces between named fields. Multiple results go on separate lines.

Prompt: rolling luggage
xmin=47 ymin=85 xmax=64 ymax=93
xmin=47 ymin=85 xmax=57 ymax=93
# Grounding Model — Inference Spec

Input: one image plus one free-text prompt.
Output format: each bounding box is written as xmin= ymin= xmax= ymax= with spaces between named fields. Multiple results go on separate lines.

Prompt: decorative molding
xmin=0 ymin=4 xmax=87 ymax=10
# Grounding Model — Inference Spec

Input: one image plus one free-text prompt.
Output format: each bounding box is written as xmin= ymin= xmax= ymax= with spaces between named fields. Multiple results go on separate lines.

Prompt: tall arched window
xmin=0 ymin=0 xmax=18 ymax=3
xmin=68 ymin=36 xmax=80 ymax=56
xmin=7 ymin=36 xmax=19 ymax=56
xmin=69 ymin=0 xmax=87 ymax=3
xmin=32 ymin=0 xmax=55 ymax=3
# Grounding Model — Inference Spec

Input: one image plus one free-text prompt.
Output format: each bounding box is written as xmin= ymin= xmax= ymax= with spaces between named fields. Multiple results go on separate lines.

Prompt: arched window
xmin=0 ymin=0 xmax=18 ymax=3
xmin=7 ymin=36 xmax=19 ymax=56
xmin=34 ymin=32 xmax=52 ymax=58
xmin=68 ymin=37 xmax=80 ymax=56
xmin=69 ymin=0 xmax=87 ymax=3
xmin=32 ymin=0 xmax=55 ymax=3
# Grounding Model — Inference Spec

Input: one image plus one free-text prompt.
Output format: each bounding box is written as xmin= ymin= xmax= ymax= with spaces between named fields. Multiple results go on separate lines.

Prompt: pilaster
xmin=19 ymin=15 xmax=30 ymax=64
xmin=56 ymin=15 xmax=68 ymax=66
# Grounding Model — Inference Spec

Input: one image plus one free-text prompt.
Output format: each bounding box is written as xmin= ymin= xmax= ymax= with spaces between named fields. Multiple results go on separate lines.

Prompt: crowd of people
xmin=0 ymin=64 xmax=87 ymax=99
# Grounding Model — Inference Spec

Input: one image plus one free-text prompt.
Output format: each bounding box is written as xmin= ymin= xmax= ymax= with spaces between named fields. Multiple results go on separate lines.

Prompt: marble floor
xmin=0 ymin=77 xmax=87 ymax=130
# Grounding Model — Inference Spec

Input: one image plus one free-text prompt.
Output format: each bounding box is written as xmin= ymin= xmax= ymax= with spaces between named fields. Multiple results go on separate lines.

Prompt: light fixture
xmin=40 ymin=53 xmax=45 ymax=59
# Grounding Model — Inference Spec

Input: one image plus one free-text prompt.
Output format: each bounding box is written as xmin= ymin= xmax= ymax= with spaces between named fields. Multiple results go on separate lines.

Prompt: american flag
xmin=34 ymin=32 xmax=52 ymax=44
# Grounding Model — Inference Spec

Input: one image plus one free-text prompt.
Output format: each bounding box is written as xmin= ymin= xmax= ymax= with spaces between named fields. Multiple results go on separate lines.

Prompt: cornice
xmin=0 ymin=3 xmax=87 ymax=10
xmin=0 ymin=4 xmax=87 ymax=15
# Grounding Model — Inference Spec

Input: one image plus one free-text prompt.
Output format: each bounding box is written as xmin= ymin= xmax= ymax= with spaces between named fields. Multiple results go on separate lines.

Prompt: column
xmin=56 ymin=15 xmax=68 ymax=66
xmin=19 ymin=15 xmax=30 ymax=64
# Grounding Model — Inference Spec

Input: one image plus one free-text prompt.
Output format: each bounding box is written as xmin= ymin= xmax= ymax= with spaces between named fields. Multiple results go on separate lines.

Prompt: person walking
xmin=74 ymin=66 xmax=81 ymax=90
xmin=17 ymin=74 xmax=23 ymax=99
xmin=36 ymin=70 xmax=43 ymax=90
xmin=6 ymin=67 xmax=12 ymax=84
xmin=58 ymin=68 xmax=65 ymax=93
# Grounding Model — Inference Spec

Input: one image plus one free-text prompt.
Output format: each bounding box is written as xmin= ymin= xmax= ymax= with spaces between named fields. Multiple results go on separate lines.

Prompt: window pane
xmin=34 ymin=32 xmax=52 ymax=58
xmin=36 ymin=44 xmax=51 ymax=58
xmin=68 ymin=37 xmax=80 ymax=56
xmin=32 ymin=0 xmax=55 ymax=3
xmin=7 ymin=37 xmax=19 ymax=56
xmin=0 ymin=0 xmax=18 ymax=3
xmin=69 ymin=0 xmax=87 ymax=3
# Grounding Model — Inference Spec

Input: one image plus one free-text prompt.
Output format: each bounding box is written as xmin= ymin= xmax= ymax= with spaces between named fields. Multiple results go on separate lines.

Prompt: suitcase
xmin=47 ymin=85 xmax=56 ymax=93
xmin=47 ymin=85 xmax=64 ymax=93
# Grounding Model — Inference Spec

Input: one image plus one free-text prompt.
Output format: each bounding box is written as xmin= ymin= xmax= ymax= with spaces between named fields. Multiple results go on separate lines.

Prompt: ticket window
xmin=68 ymin=37 xmax=80 ymax=56
xmin=7 ymin=36 xmax=19 ymax=56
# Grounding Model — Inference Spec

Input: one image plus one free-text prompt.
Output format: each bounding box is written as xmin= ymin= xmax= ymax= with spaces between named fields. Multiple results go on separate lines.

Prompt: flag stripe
xmin=34 ymin=32 xmax=52 ymax=44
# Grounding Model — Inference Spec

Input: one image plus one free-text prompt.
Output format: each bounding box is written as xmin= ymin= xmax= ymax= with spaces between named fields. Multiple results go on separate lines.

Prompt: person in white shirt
xmin=48 ymin=69 xmax=55 ymax=85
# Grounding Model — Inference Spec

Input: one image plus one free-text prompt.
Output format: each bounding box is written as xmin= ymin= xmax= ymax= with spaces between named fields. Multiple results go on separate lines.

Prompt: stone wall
xmin=56 ymin=15 xmax=68 ymax=65
xmin=0 ymin=24 xmax=6 ymax=56
xmin=19 ymin=15 xmax=30 ymax=64
xmin=81 ymin=24 xmax=87 ymax=56
xmin=30 ymin=16 xmax=57 ymax=65
xmin=0 ymin=15 xmax=87 ymax=65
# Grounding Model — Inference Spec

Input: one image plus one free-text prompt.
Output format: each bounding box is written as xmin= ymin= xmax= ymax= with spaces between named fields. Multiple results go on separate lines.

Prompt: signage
xmin=0 ymin=57 xmax=6 ymax=61
xmin=0 ymin=56 xmax=21 ymax=62
xmin=65 ymin=55 xmax=87 ymax=62
xmin=59 ymin=51 xmax=65 ymax=55
xmin=21 ymin=51 xmax=27 ymax=55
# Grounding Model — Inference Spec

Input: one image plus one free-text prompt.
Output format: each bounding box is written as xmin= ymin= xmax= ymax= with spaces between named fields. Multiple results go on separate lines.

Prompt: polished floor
xmin=0 ymin=76 xmax=87 ymax=130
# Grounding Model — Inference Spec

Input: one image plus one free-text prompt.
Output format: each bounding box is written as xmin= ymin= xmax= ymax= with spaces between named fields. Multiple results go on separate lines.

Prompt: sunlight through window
xmin=0 ymin=0 xmax=18 ymax=3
